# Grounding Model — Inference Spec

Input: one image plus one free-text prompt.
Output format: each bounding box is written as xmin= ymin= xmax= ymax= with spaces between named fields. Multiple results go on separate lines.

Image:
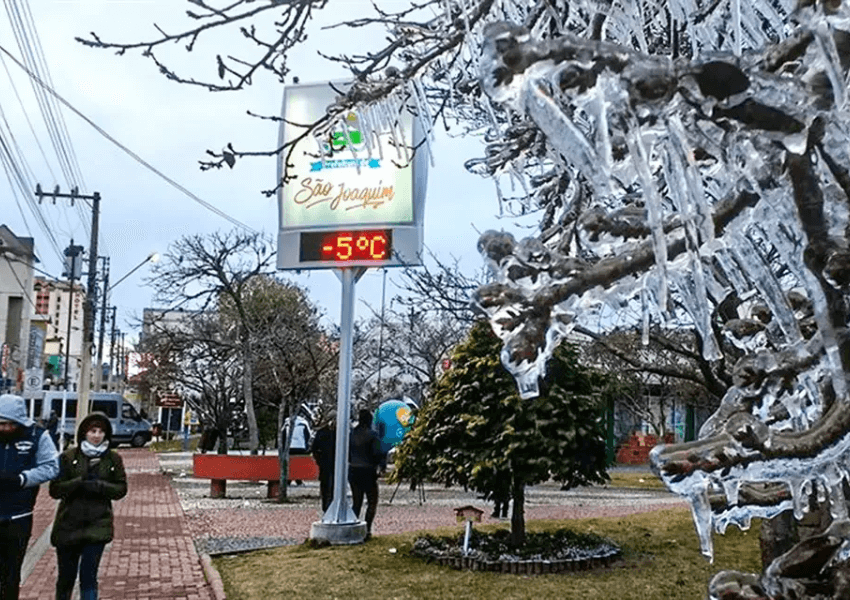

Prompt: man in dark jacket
xmin=0 ymin=393 xmax=60 ymax=600
xmin=348 ymin=408 xmax=386 ymax=539
xmin=310 ymin=414 xmax=335 ymax=512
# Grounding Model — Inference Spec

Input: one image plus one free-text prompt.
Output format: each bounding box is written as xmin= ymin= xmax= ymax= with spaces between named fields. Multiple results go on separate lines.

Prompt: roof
xmin=0 ymin=224 xmax=39 ymax=262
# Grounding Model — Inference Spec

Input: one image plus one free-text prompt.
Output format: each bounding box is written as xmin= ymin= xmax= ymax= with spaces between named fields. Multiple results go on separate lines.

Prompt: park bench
xmin=192 ymin=453 xmax=319 ymax=498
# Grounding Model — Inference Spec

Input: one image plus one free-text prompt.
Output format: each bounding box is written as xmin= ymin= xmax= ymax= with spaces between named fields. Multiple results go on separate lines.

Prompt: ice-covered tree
xmin=89 ymin=1 xmax=850 ymax=595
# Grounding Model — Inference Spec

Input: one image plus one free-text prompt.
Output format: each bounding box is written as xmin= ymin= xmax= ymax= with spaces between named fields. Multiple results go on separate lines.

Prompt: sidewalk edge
xmin=200 ymin=552 xmax=227 ymax=600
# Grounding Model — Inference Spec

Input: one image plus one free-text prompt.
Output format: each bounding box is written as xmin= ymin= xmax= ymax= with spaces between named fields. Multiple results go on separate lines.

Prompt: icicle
xmin=814 ymin=19 xmax=847 ymax=110
xmin=732 ymin=0 xmax=742 ymax=56
xmin=826 ymin=472 xmax=848 ymax=520
xmin=730 ymin=236 xmax=803 ymax=345
xmin=312 ymin=130 xmax=328 ymax=169
xmin=723 ymin=479 xmax=740 ymax=506
xmin=791 ymin=478 xmax=808 ymax=520
xmin=625 ymin=116 xmax=669 ymax=314
xmin=688 ymin=479 xmax=715 ymax=561
xmin=410 ymin=79 xmax=435 ymax=167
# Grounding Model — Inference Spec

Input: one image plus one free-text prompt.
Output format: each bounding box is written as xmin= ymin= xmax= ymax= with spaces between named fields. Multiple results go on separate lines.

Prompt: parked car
xmin=27 ymin=391 xmax=153 ymax=448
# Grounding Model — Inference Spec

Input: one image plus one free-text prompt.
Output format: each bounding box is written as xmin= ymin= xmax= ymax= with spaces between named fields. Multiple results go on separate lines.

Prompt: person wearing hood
xmin=49 ymin=412 xmax=127 ymax=600
xmin=0 ymin=393 xmax=59 ymax=600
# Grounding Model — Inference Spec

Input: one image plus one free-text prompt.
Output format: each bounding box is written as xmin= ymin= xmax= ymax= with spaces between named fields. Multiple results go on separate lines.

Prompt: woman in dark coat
xmin=49 ymin=412 xmax=128 ymax=600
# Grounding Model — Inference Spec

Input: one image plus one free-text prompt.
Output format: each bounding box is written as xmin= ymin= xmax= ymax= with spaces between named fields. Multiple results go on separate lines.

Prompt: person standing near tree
xmin=348 ymin=408 xmax=386 ymax=540
xmin=0 ymin=393 xmax=59 ymax=600
xmin=49 ymin=413 xmax=127 ymax=600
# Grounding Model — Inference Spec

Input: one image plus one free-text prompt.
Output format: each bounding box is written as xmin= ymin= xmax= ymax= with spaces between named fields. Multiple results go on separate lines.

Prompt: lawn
xmin=213 ymin=507 xmax=762 ymax=600
xmin=149 ymin=436 xmax=199 ymax=453
xmin=605 ymin=471 xmax=667 ymax=490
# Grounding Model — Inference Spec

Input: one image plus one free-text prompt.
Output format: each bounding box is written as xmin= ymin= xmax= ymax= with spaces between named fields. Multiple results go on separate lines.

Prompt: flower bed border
xmin=426 ymin=548 xmax=621 ymax=574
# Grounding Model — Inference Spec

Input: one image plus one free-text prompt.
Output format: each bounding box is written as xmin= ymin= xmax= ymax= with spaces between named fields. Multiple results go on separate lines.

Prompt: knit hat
xmin=76 ymin=412 xmax=112 ymax=445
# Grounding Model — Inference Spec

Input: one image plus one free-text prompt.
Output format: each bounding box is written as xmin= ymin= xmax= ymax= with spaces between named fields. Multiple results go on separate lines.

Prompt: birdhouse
xmin=454 ymin=505 xmax=484 ymax=523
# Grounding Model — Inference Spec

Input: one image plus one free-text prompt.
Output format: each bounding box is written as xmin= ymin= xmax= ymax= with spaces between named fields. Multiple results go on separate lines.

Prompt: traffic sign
xmin=24 ymin=369 xmax=42 ymax=392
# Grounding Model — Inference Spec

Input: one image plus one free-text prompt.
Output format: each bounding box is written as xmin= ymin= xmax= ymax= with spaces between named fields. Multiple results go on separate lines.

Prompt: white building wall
xmin=35 ymin=277 xmax=84 ymax=388
xmin=0 ymin=226 xmax=37 ymax=391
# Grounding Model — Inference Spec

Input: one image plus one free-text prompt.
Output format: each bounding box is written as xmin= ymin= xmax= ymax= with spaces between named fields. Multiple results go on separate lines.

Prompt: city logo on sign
xmin=311 ymin=113 xmax=381 ymax=173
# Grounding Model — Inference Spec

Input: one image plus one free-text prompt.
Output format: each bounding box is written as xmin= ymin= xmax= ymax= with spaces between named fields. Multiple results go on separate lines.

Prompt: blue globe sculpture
xmin=374 ymin=399 xmax=416 ymax=454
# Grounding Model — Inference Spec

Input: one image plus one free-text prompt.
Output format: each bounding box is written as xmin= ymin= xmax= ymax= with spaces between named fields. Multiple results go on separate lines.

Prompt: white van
xmin=28 ymin=391 xmax=153 ymax=448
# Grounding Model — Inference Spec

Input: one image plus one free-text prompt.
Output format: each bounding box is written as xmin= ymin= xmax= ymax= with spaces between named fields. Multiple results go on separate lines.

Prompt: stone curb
xmin=200 ymin=552 xmax=227 ymax=600
xmin=428 ymin=550 xmax=621 ymax=574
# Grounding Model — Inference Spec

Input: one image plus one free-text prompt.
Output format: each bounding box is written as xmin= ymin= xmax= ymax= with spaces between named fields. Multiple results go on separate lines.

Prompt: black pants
xmin=319 ymin=470 xmax=334 ymax=512
xmin=0 ymin=515 xmax=32 ymax=600
xmin=55 ymin=542 xmax=106 ymax=600
xmin=348 ymin=467 xmax=379 ymax=533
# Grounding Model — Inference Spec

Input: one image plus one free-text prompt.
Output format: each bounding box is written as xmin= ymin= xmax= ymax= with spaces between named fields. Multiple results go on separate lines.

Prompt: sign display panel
xmin=299 ymin=229 xmax=392 ymax=263
xmin=276 ymin=81 xmax=427 ymax=269
xmin=280 ymin=84 xmax=414 ymax=230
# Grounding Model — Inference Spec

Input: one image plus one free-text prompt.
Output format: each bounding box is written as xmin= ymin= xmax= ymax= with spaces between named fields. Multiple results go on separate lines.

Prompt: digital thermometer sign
xmin=300 ymin=230 xmax=392 ymax=263
xmin=277 ymin=81 xmax=426 ymax=270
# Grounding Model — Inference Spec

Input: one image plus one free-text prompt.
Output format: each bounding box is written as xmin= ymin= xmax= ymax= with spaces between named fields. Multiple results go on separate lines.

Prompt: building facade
xmin=33 ymin=276 xmax=84 ymax=389
xmin=0 ymin=225 xmax=38 ymax=392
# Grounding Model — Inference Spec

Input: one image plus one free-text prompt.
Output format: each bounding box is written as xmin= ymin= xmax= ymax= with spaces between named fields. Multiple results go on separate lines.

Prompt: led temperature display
xmin=300 ymin=230 xmax=393 ymax=263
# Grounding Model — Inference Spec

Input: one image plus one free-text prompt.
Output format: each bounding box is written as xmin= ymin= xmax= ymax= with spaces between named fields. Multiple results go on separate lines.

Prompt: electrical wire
xmin=0 ymin=42 xmax=257 ymax=234
xmin=4 ymin=0 xmax=94 ymax=254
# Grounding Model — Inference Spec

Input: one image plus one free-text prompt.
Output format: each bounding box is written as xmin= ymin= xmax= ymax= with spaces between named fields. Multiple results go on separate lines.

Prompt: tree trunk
xmin=242 ymin=339 xmax=259 ymax=454
xmin=276 ymin=401 xmax=290 ymax=502
xmin=216 ymin=426 xmax=228 ymax=455
xmin=510 ymin=479 xmax=526 ymax=547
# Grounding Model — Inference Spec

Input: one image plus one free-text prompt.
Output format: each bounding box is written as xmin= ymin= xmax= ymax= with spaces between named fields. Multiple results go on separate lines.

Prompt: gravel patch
xmin=197 ymin=536 xmax=300 ymax=556
xmin=159 ymin=453 xmax=687 ymax=550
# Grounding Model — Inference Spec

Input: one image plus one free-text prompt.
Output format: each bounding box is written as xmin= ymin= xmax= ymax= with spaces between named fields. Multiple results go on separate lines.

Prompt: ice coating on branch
xmin=472 ymin=0 xmax=850 ymax=579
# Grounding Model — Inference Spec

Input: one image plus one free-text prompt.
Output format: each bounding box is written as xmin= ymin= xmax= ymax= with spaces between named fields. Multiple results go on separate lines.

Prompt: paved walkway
xmin=19 ymin=448 xmax=215 ymax=600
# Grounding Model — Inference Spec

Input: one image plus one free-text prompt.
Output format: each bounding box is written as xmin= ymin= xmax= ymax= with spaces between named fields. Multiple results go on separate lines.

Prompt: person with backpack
xmin=0 ymin=393 xmax=60 ymax=600
xmin=49 ymin=412 xmax=128 ymax=600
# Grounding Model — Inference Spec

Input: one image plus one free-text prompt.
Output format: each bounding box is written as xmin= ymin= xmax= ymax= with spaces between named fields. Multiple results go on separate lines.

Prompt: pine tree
xmin=392 ymin=319 xmax=609 ymax=545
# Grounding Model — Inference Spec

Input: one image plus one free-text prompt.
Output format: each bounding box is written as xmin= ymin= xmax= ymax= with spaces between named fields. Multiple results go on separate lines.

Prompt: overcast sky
xmin=1 ymin=0 xmax=532 ymax=340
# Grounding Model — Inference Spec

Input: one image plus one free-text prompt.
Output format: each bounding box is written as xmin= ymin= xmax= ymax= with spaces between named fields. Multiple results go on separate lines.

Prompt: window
xmin=122 ymin=403 xmax=139 ymax=420
xmin=35 ymin=287 xmax=50 ymax=315
xmin=91 ymin=400 xmax=117 ymax=418
xmin=51 ymin=398 xmax=77 ymax=417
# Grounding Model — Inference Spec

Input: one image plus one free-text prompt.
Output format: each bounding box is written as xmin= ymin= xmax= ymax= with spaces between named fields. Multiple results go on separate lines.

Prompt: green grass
xmin=605 ymin=471 xmax=667 ymax=490
xmin=213 ymin=508 xmax=761 ymax=600
xmin=149 ymin=436 xmax=199 ymax=453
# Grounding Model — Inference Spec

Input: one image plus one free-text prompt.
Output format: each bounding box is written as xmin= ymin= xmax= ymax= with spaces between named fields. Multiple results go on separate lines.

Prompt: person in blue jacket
xmin=0 ymin=393 xmax=60 ymax=600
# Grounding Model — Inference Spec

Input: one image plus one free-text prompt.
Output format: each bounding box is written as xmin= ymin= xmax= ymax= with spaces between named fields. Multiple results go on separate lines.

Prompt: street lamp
xmin=108 ymin=252 xmax=160 ymax=292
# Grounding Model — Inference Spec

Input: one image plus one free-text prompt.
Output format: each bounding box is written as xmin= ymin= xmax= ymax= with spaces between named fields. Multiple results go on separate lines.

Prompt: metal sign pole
xmin=310 ymin=267 xmax=367 ymax=544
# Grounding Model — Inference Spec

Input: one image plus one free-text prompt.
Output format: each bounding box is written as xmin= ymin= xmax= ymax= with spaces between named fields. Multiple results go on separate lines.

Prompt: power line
xmin=0 ymin=42 xmax=258 ymax=234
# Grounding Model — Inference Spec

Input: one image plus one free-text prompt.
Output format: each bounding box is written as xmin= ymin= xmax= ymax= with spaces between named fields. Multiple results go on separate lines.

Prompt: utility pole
xmin=95 ymin=257 xmax=109 ymax=392
xmin=62 ymin=241 xmax=83 ymax=390
xmin=117 ymin=330 xmax=125 ymax=392
xmin=37 ymin=185 xmax=101 ymax=423
xmin=108 ymin=307 xmax=117 ymax=391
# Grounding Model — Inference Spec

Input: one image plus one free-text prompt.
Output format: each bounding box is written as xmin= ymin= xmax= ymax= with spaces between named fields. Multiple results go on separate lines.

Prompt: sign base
xmin=310 ymin=520 xmax=367 ymax=545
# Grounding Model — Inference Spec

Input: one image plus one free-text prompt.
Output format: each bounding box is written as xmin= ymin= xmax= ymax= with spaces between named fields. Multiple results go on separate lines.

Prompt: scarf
xmin=81 ymin=440 xmax=109 ymax=457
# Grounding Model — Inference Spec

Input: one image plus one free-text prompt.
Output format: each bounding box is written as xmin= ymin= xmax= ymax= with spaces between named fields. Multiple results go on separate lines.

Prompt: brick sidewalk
xmin=20 ymin=448 xmax=215 ymax=600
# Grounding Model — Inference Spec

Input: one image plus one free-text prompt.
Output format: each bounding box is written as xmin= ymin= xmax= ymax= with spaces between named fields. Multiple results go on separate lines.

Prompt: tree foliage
xmin=240 ymin=274 xmax=337 ymax=499
xmin=145 ymin=229 xmax=274 ymax=453
xmin=392 ymin=319 xmax=609 ymax=545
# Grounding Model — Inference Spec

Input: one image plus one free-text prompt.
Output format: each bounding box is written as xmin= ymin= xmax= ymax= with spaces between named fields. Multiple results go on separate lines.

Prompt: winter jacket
xmin=49 ymin=412 xmax=128 ymax=547
xmin=349 ymin=424 xmax=385 ymax=471
xmin=0 ymin=394 xmax=59 ymax=521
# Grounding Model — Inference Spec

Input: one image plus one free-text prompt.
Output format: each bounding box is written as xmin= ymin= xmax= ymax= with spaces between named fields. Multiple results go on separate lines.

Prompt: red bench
xmin=192 ymin=454 xmax=319 ymax=498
